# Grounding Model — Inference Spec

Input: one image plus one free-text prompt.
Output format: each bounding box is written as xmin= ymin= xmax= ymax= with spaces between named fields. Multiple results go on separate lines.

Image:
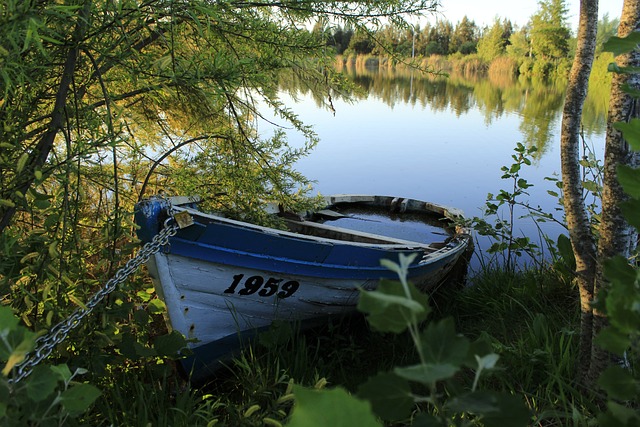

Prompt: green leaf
xmin=608 ymin=63 xmax=640 ymax=75
xmin=603 ymin=33 xmax=640 ymax=56
xmin=597 ymin=327 xmax=633 ymax=358
xmin=594 ymin=326 xmax=631 ymax=356
xmin=0 ymin=199 xmax=15 ymax=208
xmin=153 ymin=331 xmax=188 ymax=358
xmin=380 ymin=253 xmax=418 ymax=279
xmin=358 ymin=279 xmax=431 ymax=334
xmin=420 ymin=317 xmax=470 ymax=366
xmin=25 ymin=365 xmax=59 ymax=402
xmin=614 ymin=120 xmax=640 ymax=151
xmin=288 ymin=385 xmax=382 ymax=427
xmin=60 ymin=383 xmax=101 ymax=416
xmin=357 ymin=372 xmax=413 ymax=421
xmin=582 ymin=180 xmax=599 ymax=193
xmin=380 ymin=259 xmax=403 ymax=277
xmin=50 ymin=364 xmax=73 ymax=383
xmin=598 ymin=401 xmax=640 ymax=427
xmin=2 ymin=333 xmax=35 ymax=376
xmin=603 ymin=256 xmax=638 ymax=287
xmin=620 ymin=83 xmax=640 ymax=98
xmin=620 ymin=198 xmax=640 ymax=230
xmin=258 ymin=320 xmax=293 ymax=349
xmin=411 ymin=412 xmax=444 ymax=426
xmin=475 ymin=353 xmax=500 ymax=371
xmin=556 ymin=234 xmax=576 ymax=271
xmin=133 ymin=341 xmax=156 ymax=358
xmin=517 ymin=178 xmax=532 ymax=189
xmin=446 ymin=390 xmax=501 ymax=413
xmin=0 ymin=306 xmax=19 ymax=336
xmin=136 ymin=290 xmax=152 ymax=302
xmin=118 ymin=333 xmax=155 ymax=359
xmin=16 ymin=153 xmax=28 ymax=173
xmin=394 ymin=363 xmax=459 ymax=385
xmin=360 ymin=291 xmax=425 ymax=316
xmin=133 ymin=309 xmax=150 ymax=326
xmin=602 ymin=257 xmax=640 ymax=333
xmin=33 ymin=198 xmax=51 ymax=209
xmin=147 ymin=298 xmax=166 ymax=314
xmin=0 ymin=379 xmax=9 ymax=405
xmin=446 ymin=391 xmax=530 ymax=427
xmin=43 ymin=214 xmax=60 ymax=229
xmin=463 ymin=335 xmax=495 ymax=368
xmin=617 ymin=165 xmax=640 ymax=198
xmin=597 ymin=411 xmax=629 ymax=427
xmin=597 ymin=365 xmax=639 ymax=401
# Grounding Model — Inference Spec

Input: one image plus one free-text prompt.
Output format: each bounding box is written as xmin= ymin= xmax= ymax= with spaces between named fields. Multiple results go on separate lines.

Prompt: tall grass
xmin=75 ymin=263 xmax=603 ymax=425
xmin=488 ymin=56 xmax=519 ymax=81
xmin=435 ymin=267 xmax=599 ymax=425
xmin=336 ymin=53 xmax=526 ymax=83
xmin=448 ymin=54 xmax=488 ymax=77
xmin=355 ymin=54 xmax=379 ymax=68
xmin=88 ymin=364 xmax=223 ymax=426
xmin=412 ymin=54 xmax=445 ymax=72
xmin=82 ymin=313 xmax=418 ymax=425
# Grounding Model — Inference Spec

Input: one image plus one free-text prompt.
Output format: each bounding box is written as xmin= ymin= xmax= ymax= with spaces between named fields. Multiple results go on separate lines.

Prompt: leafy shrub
xmin=287 ymin=255 xmax=531 ymax=426
xmin=0 ymin=306 xmax=101 ymax=426
xmin=532 ymin=60 xmax=555 ymax=79
xmin=518 ymin=58 xmax=535 ymax=77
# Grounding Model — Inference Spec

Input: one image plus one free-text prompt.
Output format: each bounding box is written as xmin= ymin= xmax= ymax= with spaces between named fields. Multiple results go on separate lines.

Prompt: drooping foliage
xmin=0 ymin=0 xmax=439 ymax=351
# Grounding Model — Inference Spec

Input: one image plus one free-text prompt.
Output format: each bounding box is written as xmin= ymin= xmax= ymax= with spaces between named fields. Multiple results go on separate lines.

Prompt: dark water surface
xmin=319 ymin=206 xmax=449 ymax=245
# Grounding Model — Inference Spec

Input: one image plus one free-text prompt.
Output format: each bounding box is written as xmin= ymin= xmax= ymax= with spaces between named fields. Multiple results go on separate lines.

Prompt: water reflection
xmin=280 ymin=62 xmax=607 ymax=158
xmin=273 ymin=62 xmax=608 ymax=270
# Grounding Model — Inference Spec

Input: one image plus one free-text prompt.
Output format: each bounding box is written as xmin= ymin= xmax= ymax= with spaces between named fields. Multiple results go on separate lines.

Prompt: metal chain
xmin=9 ymin=221 xmax=179 ymax=385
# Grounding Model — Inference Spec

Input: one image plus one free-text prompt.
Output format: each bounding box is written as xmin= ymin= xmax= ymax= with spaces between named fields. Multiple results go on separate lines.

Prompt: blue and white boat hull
xmin=135 ymin=194 xmax=471 ymax=380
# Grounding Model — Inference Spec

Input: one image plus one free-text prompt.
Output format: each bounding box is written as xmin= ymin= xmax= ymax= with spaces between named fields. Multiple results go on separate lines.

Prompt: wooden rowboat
xmin=134 ymin=194 xmax=471 ymax=381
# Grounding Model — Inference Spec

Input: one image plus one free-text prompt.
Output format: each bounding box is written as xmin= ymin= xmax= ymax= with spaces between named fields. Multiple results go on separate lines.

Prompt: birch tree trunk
xmin=559 ymin=0 xmax=599 ymax=383
xmin=588 ymin=0 xmax=640 ymax=385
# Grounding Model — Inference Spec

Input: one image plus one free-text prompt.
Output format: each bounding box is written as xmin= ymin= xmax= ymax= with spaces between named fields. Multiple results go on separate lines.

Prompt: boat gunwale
xmin=173 ymin=201 xmax=469 ymax=258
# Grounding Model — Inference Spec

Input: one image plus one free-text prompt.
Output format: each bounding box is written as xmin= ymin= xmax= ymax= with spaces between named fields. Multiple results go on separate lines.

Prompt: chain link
xmin=9 ymin=221 xmax=179 ymax=385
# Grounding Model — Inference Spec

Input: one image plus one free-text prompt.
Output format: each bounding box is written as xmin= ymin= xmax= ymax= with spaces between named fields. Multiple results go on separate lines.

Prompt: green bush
xmin=532 ymin=60 xmax=555 ymax=79
xmin=1 ymin=306 xmax=101 ymax=426
xmin=518 ymin=58 xmax=535 ymax=77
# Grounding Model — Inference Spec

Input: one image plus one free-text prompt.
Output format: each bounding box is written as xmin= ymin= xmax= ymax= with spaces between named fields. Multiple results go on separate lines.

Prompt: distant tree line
xmin=313 ymin=0 xmax=619 ymax=78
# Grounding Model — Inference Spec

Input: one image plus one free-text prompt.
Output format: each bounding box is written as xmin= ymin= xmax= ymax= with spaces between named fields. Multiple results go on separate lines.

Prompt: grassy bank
xmin=67 ymin=264 xmax=599 ymax=426
xmin=336 ymin=52 xmax=614 ymax=85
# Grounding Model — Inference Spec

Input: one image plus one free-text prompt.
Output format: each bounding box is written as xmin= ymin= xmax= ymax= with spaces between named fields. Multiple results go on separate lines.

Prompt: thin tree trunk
xmin=588 ymin=0 xmax=640 ymax=385
xmin=559 ymin=0 xmax=599 ymax=384
xmin=0 ymin=1 xmax=92 ymax=235
xmin=0 ymin=3 xmax=168 ymax=236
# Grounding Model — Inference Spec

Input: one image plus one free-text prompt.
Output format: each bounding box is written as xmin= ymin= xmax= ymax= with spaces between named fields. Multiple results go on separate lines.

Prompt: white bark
xmin=589 ymin=0 xmax=640 ymax=385
xmin=559 ymin=0 xmax=599 ymax=383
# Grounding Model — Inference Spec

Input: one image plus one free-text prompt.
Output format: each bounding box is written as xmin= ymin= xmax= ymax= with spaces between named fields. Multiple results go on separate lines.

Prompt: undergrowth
xmin=89 ymin=266 xmax=595 ymax=426
xmin=436 ymin=268 xmax=598 ymax=425
xmin=0 ymin=249 xmax=620 ymax=426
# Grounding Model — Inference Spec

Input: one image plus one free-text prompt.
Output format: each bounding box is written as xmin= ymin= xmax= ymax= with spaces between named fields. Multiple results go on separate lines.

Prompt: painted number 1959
xmin=223 ymin=274 xmax=300 ymax=298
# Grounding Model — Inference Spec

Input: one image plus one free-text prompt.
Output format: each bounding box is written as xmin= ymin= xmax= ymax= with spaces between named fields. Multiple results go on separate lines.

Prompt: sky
xmin=431 ymin=0 xmax=624 ymax=31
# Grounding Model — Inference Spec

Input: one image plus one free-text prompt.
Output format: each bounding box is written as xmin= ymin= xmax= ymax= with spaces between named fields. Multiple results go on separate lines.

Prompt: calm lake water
xmin=268 ymin=65 xmax=608 ymax=271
